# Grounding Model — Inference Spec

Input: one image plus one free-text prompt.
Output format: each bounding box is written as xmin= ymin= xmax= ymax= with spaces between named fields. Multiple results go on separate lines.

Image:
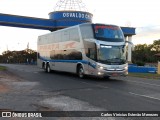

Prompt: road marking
xmin=121 ymin=79 xmax=160 ymax=87
xmin=129 ymin=92 xmax=160 ymax=101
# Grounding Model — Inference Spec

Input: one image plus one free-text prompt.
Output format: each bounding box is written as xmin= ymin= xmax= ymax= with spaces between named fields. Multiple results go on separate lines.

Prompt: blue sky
xmin=0 ymin=0 xmax=160 ymax=54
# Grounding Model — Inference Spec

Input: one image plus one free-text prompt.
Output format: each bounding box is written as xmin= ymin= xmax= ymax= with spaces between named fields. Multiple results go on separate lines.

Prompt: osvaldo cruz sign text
xmin=49 ymin=11 xmax=93 ymax=21
xmin=62 ymin=12 xmax=92 ymax=19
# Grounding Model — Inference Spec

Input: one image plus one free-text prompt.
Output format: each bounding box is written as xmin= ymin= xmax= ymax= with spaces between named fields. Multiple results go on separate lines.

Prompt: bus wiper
xmin=107 ymin=58 xmax=119 ymax=61
xmin=107 ymin=58 xmax=125 ymax=62
xmin=113 ymin=58 xmax=126 ymax=63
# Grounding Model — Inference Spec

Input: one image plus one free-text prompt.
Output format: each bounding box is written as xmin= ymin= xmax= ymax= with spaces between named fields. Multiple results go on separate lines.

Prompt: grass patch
xmin=128 ymin=72 xmax=160 ymax=79
xmin=0 ymin=66 xmax=7 ymax=71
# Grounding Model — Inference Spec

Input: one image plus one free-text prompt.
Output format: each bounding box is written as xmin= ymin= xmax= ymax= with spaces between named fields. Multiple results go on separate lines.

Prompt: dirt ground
xmin=0 ymin=70 xmax=22 ymax=81
xmin=0 ymin=70 xmax=21 ymax=93
xmin=0 ymin=71 xmax=15 ymax=93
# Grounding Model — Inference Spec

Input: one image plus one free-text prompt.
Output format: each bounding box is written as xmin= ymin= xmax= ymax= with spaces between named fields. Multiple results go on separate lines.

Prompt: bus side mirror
xmin=125 ymin=41 xmax=134 ymax=51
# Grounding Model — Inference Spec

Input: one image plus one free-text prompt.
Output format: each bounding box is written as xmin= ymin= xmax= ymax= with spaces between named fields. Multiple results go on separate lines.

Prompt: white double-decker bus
xmin=37 ymin=23 xmax=132 ymax=78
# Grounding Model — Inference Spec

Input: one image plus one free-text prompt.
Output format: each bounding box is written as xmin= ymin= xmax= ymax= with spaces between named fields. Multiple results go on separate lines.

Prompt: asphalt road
xmin=1 ymin=64 xmax=160 ymax=120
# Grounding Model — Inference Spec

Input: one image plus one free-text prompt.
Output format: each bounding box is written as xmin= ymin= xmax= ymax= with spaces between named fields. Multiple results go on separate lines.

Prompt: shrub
xmin=135 ymin=61 xmax=145 ymax=66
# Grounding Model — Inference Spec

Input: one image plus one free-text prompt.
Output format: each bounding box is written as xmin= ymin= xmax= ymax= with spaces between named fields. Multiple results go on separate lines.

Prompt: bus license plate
xmin=112 ymin=73 xmax=118 ymax=76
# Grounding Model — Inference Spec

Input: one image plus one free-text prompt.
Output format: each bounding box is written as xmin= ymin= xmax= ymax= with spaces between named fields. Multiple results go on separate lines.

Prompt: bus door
xmin=87 ymin=47 xmax=97 ymax=75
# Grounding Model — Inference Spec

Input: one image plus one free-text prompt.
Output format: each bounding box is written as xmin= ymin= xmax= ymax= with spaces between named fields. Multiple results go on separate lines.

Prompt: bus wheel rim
xmin=47 ymin=66 xmax=50 ymax=72
xmin=79 ymin=67 xmax=84 ymax=78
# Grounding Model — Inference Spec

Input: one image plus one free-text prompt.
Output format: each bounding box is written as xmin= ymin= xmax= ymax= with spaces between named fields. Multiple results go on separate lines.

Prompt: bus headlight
xmin=124 ymin=66 xmax=128 ymax=70
xmin=98 ymin=65 xmax=104 ymax=70
xmin=98 ymin=72 xmax=102 ymax=75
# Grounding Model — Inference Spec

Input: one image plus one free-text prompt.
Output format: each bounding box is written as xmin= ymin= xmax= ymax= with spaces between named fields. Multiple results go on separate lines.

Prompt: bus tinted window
xmin=79 ymin=24 xmax=94 ymax=39
xmin=62 ymin=31 xmax=70 ymax=42
xmin=70 ymin=28 xmax=80 ymax=42
xmin=50 ymin=50 xmax=82 ymax=60
xmin=93 ymin=24 xmax=124 ymax=42
xmin=55 ymin=32 xmax=61 ymax=43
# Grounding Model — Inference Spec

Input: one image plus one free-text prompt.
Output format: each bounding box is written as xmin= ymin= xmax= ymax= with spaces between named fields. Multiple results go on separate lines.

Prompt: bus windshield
xmin=93 ymin=24 xmax=124 ymax=42
xmin=98 ymin=45 xmax=126 ymax=65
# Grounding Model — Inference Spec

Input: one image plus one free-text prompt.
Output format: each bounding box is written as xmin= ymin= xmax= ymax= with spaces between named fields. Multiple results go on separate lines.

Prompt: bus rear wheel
xmin=78 ymin=65 xmax=85 ymax=78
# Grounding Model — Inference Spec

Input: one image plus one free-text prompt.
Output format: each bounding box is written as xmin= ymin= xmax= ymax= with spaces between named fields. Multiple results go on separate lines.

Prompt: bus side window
xmin=70 ymin=28 xmax=80 ymax=42
xmin=88 ymin=48 xmax=96 ymax=60
xmin=62 ymin=31 xmax=69 ymax=42
xmin=50 ymin=50 xmax=55 ymax=59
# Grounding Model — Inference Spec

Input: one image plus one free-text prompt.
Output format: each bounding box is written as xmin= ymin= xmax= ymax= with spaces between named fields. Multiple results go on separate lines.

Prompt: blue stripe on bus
xmin=39 ymin=56 xmax=96 ymax=69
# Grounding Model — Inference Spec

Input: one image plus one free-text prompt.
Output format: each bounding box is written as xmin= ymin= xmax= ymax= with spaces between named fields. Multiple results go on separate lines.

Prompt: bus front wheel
xmin=46 ymin=64 xmax=51 ymax=73
xmin=78 ymin=65 xmax=85 ymax=78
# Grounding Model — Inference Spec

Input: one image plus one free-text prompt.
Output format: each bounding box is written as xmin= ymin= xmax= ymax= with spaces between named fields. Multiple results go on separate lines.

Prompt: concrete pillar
xmin=158 ymin=61 xmax=160 ymax=74
xmin=125 ymin=36 xmax=128 ymax=41
xmin=128 ymin=36 xmax=132 ymax=63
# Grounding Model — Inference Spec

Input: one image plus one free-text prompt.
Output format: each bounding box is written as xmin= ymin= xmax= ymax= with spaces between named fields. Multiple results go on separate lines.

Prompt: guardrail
xmin=128 ymin=64 xmax=157 ymax=73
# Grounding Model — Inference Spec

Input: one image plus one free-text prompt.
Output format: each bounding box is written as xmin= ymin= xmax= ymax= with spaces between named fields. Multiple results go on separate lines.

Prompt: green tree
xmin=0 ymin=49 xmax=37 ymax=64
xmin=151 ymin=39 xmax=160 ymax=52
xmin=132 ymin=39 xmax=160 ymax=64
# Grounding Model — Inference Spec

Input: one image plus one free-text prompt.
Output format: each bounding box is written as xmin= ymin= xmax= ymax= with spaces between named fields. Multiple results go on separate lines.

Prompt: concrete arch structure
xmin=0 ymin=4 xmax=135 ymax=62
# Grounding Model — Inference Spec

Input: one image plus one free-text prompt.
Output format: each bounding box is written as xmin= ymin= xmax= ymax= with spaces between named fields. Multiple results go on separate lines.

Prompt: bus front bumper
xmin=97 ymin=69 xmax=128 ymax=77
